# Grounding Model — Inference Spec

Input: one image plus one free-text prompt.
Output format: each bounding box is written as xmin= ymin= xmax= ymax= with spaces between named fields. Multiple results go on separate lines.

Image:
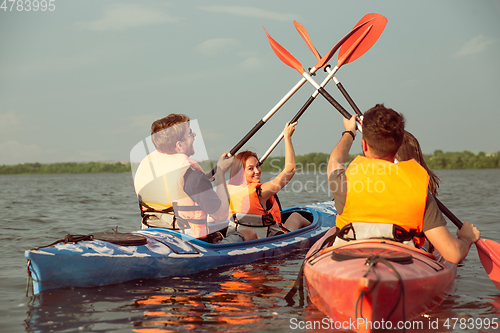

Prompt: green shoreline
xmin=1 ymin=150 xmax=499 ymax=175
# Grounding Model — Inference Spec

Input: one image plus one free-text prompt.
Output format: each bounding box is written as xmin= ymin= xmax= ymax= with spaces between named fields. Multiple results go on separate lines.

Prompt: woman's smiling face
xmin=244 ymin=156 xmax=261 ymax=184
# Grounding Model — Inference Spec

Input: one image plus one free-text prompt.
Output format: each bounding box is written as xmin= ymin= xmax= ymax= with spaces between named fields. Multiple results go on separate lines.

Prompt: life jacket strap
xmin=231 ymin=213 xmax=276 ymax=227
xmin=337 ymin=222 xmax=423 ymax=247
xmin=138 ymin=195 xmax=174 ymax=216
xmin=393 ymin=225 xmax=425 ymax=242
xmin=138 ymin=195 xmax=177 ymax=229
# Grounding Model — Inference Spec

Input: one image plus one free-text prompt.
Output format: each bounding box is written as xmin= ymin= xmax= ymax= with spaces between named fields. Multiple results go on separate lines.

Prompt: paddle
xmin=259 ymin=14 xmax=387 ymax=164
xmin=206 ymin=17 xmax=373 ymax=178
xmin=294 ymin=14 xmax=386 ymax=117
xmin=434 ymin=196 xmax=500 ymax=291
xmin=264 ymin=27 xmax=369 ymax=121
xmin=225 ymin=25 xmax=359 ymax=157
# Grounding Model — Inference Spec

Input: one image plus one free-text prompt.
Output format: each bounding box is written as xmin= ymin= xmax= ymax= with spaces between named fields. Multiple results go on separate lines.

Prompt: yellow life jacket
xmin=335 ymin=156 xmax=429 ymax=247
xmin=134 ymin=151 xmax=208 ymax=238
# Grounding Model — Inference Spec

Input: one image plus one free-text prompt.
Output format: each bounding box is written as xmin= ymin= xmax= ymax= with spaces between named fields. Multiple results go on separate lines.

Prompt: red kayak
xmin=304 ymin=229 xmax=456 ymax=332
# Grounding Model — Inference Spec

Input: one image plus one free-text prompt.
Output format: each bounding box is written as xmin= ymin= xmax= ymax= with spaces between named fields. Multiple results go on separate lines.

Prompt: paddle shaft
xmin=228 ymin=75 xmax=309 ymax=158
xmin=259 ymin=66 xmax=343 ymax=164
xmin=294 ymin=20 xmax=380 ymax=118
xmin=207 ymin=70 xmax=317 ymax=177
xmin=434 ymin=196 xmax=463 ymax=229
xmin=259 ymin=95 xmax=314 ymax=164
xmin=330 ymin=71 xmax=363 ymax=117
xmin=244 ymin=18 xmax=379 ymax=168
xmin=226 ymin=20 xmax=369 ymax=165
xmin=302 ymin=72 xmax=352 ymax=119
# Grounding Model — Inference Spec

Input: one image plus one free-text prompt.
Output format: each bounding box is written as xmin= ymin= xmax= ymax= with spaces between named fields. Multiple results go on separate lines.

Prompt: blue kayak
xmin=25 ymin=201 xmax=337 ymax=295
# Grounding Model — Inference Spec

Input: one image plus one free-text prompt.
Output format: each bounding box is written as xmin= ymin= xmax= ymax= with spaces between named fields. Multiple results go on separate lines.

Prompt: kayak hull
xmin=304 ymin=229 xmax=456 ymax=332
xmin=26 ymin=202 xmax=337 ymax=295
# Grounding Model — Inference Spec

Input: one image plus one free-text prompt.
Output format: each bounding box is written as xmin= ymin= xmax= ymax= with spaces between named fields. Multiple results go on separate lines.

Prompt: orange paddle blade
xmin=339 ymin=13 xmax=387 ymax=65
xmin=314 ymin=19 xmax=372 ymax=69
xmin=295 ymin=16 xmax=376 ymax=69
xmin=264 ymin=28 xmax=304 ymax=75
xmin=337 ymin=24 xmax=373 ymax=68
xmin=476 ymin=238 xmax=500 ymax=291
xmin=293 ymin=20 xmax=321 ymax=60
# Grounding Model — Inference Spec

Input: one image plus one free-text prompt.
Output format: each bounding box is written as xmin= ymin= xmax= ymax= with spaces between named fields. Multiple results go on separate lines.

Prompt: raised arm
xmin=208 ymin=152 xmax=234 ymax=222
xmin=260 ymin=122 xmax=298 ymax=202
xmin=327 ymin=115 xmax=358 ymax=177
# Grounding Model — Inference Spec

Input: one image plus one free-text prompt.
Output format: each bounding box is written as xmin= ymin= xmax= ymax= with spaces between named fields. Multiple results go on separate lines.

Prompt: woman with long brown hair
xmin=226 ymin=122 xmax=310 ymax=239
xmin=396 ymin=131 xmax=441 ymax=196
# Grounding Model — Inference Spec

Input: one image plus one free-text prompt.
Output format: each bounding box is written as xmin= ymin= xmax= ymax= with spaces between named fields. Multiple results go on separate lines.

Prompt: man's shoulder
xmin=184 ymin=168 xmax=211 ymax=192
xmin=423 ymin=193 xmax=447 ymax=231
xmin=184 ymin=167 xmax=206 ymax=181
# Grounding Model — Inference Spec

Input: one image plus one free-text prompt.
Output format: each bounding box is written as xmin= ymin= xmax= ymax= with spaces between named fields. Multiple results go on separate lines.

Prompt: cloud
xmin=195 ymin=38 xmax=241 ymax=57
xmin=239 ymin=56 xmax=265 ymax=71
xmin=198 ymin=5 xmax=301 ymax=22
xmin=0 ymin=111 xmax=23 ymax=134
xmin=454 ymin=35 xmax=496 ymax=57
xmin=238 ymin=51 xmax=266 ymax=71
xmin=75 ymin=4 xmax=182 ymax=32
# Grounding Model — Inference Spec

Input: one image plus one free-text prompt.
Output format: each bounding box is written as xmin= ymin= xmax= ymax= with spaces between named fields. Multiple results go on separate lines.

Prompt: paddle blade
xmin=337 ymin=24 xmax=373 ymax=68
xmin=294 ymin=21 xmax=322 ymax=60
xmin=314 ymin=17 xmax=374 ymax=69
xmin=264 ymin=28 xmax=304 ymax=75
xmin=338 ymin=13 xmax=387 ymax=65
xmin=476 ymin=238 xmax=500 ymax=291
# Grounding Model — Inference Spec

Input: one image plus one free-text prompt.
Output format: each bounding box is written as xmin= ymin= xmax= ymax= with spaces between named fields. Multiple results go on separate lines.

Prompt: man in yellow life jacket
xmin=134 ymin=114 xmax=257 ymax=244
xmin=327 ymin=104 xmax=480 ymax=264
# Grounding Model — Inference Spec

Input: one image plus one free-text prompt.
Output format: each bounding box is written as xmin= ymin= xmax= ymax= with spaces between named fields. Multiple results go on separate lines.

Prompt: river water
xmin=1 ymin=170 xmax=499 ymax=332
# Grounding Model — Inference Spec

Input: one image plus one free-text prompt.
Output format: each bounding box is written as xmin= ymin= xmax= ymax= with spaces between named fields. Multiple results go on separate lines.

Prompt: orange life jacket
xmin=227 ymin=183 xmax=281 ymax=224
xmin=134 ymin=152 xmax=208 ymax=238
xmin=335 ymin=156 xmax=429 ymax=247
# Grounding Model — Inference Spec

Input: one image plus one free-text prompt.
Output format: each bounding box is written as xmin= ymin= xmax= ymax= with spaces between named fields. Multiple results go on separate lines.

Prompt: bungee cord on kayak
xmin=355 ymin=256 xmax=406 ymax=325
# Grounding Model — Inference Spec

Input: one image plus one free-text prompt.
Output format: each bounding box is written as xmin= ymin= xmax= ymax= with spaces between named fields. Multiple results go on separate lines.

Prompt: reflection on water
xmin=24 ymin=256 xmax=500 ymax=333
xmin=25 ymin=253 xmax=318 ymax=333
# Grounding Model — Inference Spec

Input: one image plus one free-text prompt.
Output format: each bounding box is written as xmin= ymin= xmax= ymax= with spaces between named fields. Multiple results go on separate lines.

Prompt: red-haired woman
xmin=226 ymin=122 xmax=311 ymax=239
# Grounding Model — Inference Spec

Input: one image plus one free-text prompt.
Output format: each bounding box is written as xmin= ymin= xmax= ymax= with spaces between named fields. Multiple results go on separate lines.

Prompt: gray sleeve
xmin=422 ymin=193 xmax=447 ymax=232
xmin=183 ymin=168 xmax=221 ymax=215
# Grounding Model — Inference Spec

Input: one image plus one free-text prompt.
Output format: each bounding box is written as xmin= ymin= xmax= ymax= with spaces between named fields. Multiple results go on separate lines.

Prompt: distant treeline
xmin=1 ymin=150 xmax=499 ymax=175
xmin=0 ymin=162 xmax=131 ymax=175
xmin=423 ymin=150 xmax=500 ymax=170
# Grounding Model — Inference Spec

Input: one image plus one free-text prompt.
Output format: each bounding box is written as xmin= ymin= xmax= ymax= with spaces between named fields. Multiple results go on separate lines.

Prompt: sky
xmin=1 ymin=0 xmax=499 ymax=165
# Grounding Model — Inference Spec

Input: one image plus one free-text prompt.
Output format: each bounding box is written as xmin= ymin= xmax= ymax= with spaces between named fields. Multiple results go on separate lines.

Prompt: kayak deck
xmin=304 ymin=234 xmax=456 ymax=332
